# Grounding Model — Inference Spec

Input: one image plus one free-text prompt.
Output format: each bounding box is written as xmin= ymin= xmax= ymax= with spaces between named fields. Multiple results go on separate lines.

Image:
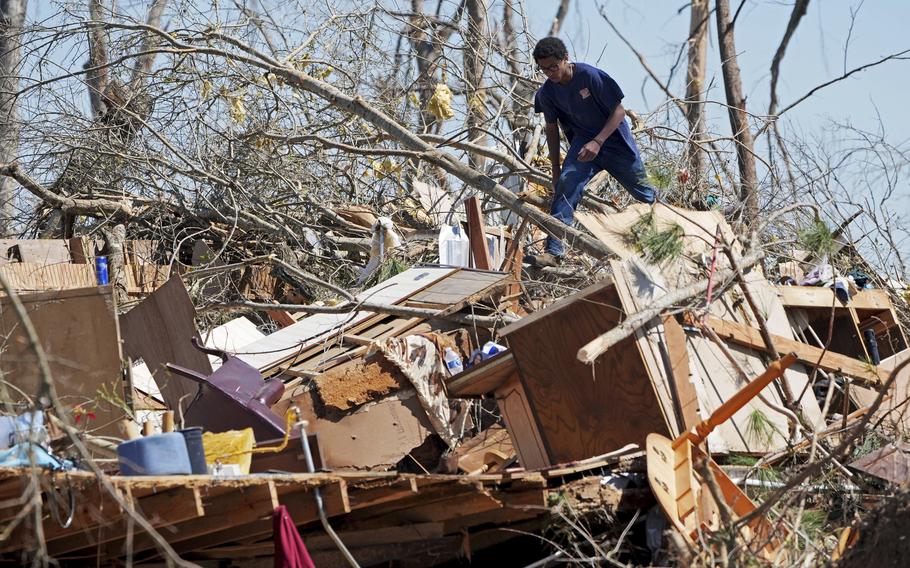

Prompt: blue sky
xmin=526 ymin=1 xmax=909 ymax=224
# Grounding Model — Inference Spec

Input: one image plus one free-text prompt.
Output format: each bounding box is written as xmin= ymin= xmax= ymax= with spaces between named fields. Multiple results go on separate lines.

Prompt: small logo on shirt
xmin=579 ymin=88 xmax=591 ymax=99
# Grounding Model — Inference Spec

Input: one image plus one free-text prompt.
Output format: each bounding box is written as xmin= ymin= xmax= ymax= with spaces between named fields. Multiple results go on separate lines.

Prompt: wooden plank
xmin=495 ymin=373 xmax=550 ymax=470
xmin=67 ymin=236 xmax=92 ymax=264
xmin=408 ymin=269 xmax=507 ymax=308
xmin=47 ymin=486 xmax=205 ymax=556
xmin=465 ymin=197 xmax=493 ymax=270
xmin=0 ymin=286 xmax=127 ymax=439
xmin=238 ymin=266 xmax=456 ymax=372
xmin=119 ymin=275 xmax=212 ymax=412
xmin=706 ymin=315 xmax=886 ymax=385
xmin=6 ymin=239 xmax=72 ymax=264
xmin=777 ymin=285 xmax=894 ymax=311
xmin=87 ymin=482 xmax=279 ymax=559
xmin=168 ymin=481 xmax=349 ymax=556
xmin=610 ymin=260 xmax=681 ymax=437
xmin=446 ymin=352 xmax=517 ymax=396
xmin=0 ymin=263 xmax=96 ymax=292
xmin=502 ymin=279 xmax=670 ymax=465
xmin=662 ymin=315 xmax=700 ymax=431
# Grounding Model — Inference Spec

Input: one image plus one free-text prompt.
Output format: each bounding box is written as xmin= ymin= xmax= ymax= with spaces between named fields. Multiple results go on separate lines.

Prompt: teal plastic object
xmin=117 ymin=433 xmax=192 ymax=476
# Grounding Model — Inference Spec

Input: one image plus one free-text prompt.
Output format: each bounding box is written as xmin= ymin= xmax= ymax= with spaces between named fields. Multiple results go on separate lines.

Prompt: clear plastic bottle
xmin=443 ymin=347 xmax=464 ymax=375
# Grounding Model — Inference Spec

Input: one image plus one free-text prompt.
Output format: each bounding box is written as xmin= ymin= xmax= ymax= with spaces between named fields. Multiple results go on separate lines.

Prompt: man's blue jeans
xmin=546 ymin=144 xmax=655 ymax=256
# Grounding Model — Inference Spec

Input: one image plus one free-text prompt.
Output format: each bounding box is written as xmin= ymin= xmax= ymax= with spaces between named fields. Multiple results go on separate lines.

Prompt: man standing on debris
xmin=527 ymin=37 xmax=656 ymax=267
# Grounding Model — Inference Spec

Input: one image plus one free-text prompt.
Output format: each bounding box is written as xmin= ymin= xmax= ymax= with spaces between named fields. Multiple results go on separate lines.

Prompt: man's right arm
xmin=545 ymin=122 xmax=561 ymax=189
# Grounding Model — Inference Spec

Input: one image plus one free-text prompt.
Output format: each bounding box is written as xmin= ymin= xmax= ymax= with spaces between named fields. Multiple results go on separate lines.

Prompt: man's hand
xmin=578 ymin=139 xmax=601 ymax=162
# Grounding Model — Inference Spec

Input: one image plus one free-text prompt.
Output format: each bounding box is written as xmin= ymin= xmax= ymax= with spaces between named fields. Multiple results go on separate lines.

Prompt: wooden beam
xmin=777 ymin=285 xmax=894 ymax=311
xmin=465 ymin=196 xmax=493 ymax=270
xmin=446 ymin=352 xmax=517 ymax=397
xmin=80 ymin=482 xmax=279 ymax=560
xmin=47 ymin=486 xmax=205 ymax=556
xmin=705 ymin=315 xmax=887 ymax=385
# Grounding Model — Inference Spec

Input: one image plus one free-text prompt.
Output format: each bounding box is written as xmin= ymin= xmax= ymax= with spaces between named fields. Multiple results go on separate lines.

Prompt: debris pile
xmin=0 ymin=201 xmax=908 ymax=566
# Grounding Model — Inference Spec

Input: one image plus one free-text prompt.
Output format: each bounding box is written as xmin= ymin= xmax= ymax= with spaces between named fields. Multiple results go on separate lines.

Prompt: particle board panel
xmin=446 ymin=352 xmax=517 ymax=396
xmin=0 ymin=286 xmax=127 ymax=440
xmin=495 ymin=373 xmax=549 ymax=470
xmin=119 ymin=276 xmax=212 ymax=412
xmin=501 ymin=279 xmax=671 ymax=465
xmin=238 ymin=266 xmax=456 ymax=372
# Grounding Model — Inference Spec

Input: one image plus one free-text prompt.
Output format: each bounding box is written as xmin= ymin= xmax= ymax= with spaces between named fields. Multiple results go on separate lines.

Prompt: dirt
xmin=835 ymin=490 xmax=910 ymax=568
xmin=315 ymin=352 xmax=409 ymax=413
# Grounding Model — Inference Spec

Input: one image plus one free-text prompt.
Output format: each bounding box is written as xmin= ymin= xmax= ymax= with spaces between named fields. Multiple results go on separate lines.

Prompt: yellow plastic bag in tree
xmin=427 ymin=83 xmax=455 ymax=121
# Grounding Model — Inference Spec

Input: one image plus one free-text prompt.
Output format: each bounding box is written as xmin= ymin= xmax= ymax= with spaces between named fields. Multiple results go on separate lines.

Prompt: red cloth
xmin=273 ymin=505 xmax=316 ymax=568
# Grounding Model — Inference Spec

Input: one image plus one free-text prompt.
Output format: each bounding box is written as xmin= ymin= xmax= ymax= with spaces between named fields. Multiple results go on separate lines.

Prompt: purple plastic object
xmin=166 ymin=339 xmax=287 ymax=441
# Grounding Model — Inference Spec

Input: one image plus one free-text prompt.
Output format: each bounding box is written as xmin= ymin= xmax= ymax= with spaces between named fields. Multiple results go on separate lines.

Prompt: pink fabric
xmin=273 ymin=505 xmax=316 ymax=568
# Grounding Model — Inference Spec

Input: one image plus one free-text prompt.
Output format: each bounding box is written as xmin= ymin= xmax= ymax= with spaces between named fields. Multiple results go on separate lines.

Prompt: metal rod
xmin=296 ymin=415 xmax=360 ymax=568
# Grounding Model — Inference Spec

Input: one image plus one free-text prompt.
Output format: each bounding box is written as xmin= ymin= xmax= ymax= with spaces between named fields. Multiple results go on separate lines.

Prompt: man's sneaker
xmin=523 ymin=252 xmax=562 ymax=268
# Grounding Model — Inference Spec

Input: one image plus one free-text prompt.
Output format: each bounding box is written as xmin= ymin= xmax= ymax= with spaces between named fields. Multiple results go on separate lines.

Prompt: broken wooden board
xmin=0 ymin=239 xmax=72 ymax=264
xmin=465 ymin=196 xmax=493 ymax=270
xmin=119 ymin=276 xmax=212 ymax=412
xmin=610 ymin=259 xmax=687 ymax=438
xmin=848 ymin=442 xmax=910 ymax=484
xmin=850 ymin=349 xmax=910 ymax=433
xmin=0 ymin=263 xmax=96 ymax=292
xmin=778 ymin=285 xmax=895 ymax=311
xmin=406 ymin=268 xmax=508 ymax=309
xmin=706 ymin=315 xmax=887 ymax=385
xmin=446 ymin=352 xmax=517 ymax=397
xmin=238 ymin=266 xmax=456 ymax=372
xmin=443 ymin=424 xmax=514 ymax=474
xmin=501 ymin=278 xmax=671 ymax=465
xmin=576 ymin=204 xmax=737 ymax=290
xmin=0 ymin=286 xmax=127 ymax=440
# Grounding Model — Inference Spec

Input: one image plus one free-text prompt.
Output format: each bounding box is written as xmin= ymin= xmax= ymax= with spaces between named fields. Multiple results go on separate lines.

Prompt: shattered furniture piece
xmin=241 ymin=266 xmax=514 ymax=470
xmin=578 ymin=203 xmax=824 ymax=453
xmin=647 ymin=354 xmax=796 ymax=559
xmin=166 ymin=340 xmax=287 ymax=441
xmin=0 ymin=286 xmax=128 ymax=440
xmin=498 ymin=277 xmax=679 ymax=468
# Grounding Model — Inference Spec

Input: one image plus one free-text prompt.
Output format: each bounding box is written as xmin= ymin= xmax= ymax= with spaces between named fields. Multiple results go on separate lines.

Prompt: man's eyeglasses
xmin=537 ymin=62 xmax=562 ymax=74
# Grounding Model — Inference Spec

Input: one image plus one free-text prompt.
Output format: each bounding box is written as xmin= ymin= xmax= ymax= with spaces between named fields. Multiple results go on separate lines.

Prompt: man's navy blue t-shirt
xmin=534 ymin=62 xmax=639 ymax=159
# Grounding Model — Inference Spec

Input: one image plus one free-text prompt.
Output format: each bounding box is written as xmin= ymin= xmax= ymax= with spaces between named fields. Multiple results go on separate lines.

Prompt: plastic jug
xmin=439 ymin=225 xmax=470 ymax=267
xmin=443 ymin=347 xmax=464 ymax=375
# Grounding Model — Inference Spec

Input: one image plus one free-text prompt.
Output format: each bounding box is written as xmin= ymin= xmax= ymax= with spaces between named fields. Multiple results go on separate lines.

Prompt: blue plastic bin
xmin=117 ymin=432 xmax=192 ymax=476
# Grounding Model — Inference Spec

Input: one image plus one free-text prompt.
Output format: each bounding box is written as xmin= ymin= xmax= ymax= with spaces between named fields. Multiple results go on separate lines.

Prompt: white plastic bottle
xmin=443 ymin=347 xmax=464 ymax=375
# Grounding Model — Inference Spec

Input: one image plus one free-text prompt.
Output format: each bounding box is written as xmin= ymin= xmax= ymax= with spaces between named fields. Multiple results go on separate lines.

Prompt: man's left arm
xmin=577 ymin=103 xmax=626 ymax=162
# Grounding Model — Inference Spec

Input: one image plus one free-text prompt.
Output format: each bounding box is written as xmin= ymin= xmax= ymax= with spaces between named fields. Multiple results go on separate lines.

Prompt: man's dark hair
xmin=533 ymin=37 xmax=568 ymax=62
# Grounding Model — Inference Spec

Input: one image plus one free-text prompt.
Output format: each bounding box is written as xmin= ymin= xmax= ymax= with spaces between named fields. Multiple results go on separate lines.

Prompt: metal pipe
xmin=296 ymin=416 xmax=360 ymax=568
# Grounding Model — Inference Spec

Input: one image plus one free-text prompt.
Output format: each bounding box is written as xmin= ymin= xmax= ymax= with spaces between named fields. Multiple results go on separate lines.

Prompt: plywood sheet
xmin=576 ymin=204 xmax=736 ymax=289
xmin=119 ymin=276 xmax=212 ymax=411
xmin=238 ymin=267 xmax=456 ymax=372
xmin=501 ymin=279 xmax=670 ymax=464
xmin=0 ymin=286 xmax=126 ymax=439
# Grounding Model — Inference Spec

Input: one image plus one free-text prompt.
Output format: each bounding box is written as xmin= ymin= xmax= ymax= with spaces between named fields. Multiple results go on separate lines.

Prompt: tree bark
xmin=684 ymin=0 xmax=709 ymax=186
xmin=0 ymin=0 xmax=27 ymax=236
xmin=464 ymin=0 xmax=488 ymax=170
xmin=715 ymin=0 xmax=759 ymax=225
